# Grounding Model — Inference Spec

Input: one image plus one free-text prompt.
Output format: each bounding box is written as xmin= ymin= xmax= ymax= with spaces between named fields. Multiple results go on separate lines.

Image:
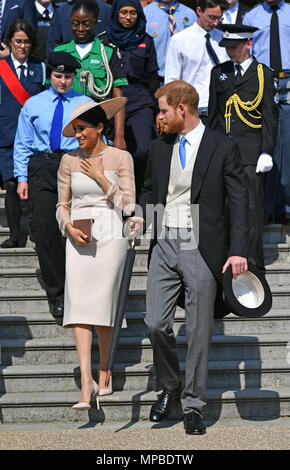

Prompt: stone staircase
xmin=0 ymin=189 xmax=290 ymax=425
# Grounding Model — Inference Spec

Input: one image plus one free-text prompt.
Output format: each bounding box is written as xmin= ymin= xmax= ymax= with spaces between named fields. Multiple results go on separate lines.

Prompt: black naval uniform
xmin=208 ymin=57 xmax=278 ymax=271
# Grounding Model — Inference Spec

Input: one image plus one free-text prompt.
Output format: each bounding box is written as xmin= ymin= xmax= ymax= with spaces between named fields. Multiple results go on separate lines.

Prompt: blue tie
xmin=50 ymin=95 xmax=64 ymax=152
xmin=205 ymin=33 xmax=220 ymax=65
xmin=179 ymin=136 xmax=186 ymax=170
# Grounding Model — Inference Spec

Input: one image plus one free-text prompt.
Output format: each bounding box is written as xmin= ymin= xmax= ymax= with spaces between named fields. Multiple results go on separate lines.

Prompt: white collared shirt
xmin=165 ymin=21 xmax=228 ymax=107
xmin=35 ymin=1 xmax=54 ymax=18
xmin=12 ymin=54 xmax=28 ymax=79
xmin=234 ymin=56 xmax=253 ymax=76
xmin=178 ymin=121 xmax=205 ymax=167
xmin=222 ymin=2 xmax=239 ymax=24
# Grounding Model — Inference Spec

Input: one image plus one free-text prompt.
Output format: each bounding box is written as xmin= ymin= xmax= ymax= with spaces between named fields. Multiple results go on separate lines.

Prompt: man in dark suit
xmin=46 ymin=0 xmax=111 ymax=56
xmin=208 ymin=24 xmax=278 ymax=272
xmin=0 ymin=0 xmax=37 ymax=56
xmin=129 ymin=80 xmax=248 ymax=435
xmin=34 ymin=0 xmax=58 ymax=61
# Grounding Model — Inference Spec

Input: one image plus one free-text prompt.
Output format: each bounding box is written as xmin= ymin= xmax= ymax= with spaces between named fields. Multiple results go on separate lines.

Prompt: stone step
xmin=0 ymin=386 xmax=288 ymax=423
xmin=1 ymin=358 xmax=289 ymax=394
xmin=1 ymin=262 xmax=290 ymax=292
xmin=0 ymin=228 xmax=34 ymax=247
xmin=263 ymin=224 xmax=290 ymax=244
xmin=264 ymin=243 xmax=290 ymax=264
xmin=0 ymin=245 xmax=150 ymax=269
xmin=0 ymin=283 xmax=289 ymax=314
xmin=0 ymin=308 xmax=290 ymax=340
xmin=0 ymin=333 xmax=289 ymax=366
xmin=0 ymin=242 xmax=289 ymax=272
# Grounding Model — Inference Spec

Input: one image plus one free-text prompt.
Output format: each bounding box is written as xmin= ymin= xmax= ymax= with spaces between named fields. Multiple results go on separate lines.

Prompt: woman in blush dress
xmin=56 ymin=97 xmax=135 ymax=410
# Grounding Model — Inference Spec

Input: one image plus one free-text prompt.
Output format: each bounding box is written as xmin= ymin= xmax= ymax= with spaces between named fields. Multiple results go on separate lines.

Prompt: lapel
xmin=224 ymin=61 xmax=235 ymax=87
xmin=156 ymin=134 xmax=176 ymax=204
xmin=224 ymin=58 xmax=258 ymax=88
xmin=168 ymin=138 xmax=181 ymax=188
xmin=6 ymin=54 xmax=17 ymax=76
xmin=157 ymin=129 xmax=218 ymax=204
xmin=26 ymin=60 xmax=38 ymax=84
xmin=190 ymin=127 xmax=219 ymax=203
xmin=236 ymin=58 xmax=258 ymax=87
xmin=168 ymin=131 xmax=205 ymax=203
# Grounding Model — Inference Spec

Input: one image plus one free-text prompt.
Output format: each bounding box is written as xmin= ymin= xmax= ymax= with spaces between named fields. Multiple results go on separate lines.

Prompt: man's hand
xmin=222 ymin=256 xmax=248 ymax=279
xmin=17 ymin=182 xmax=29 ymax=200
xmin=123 ymin=216 xmax=145 ymax=238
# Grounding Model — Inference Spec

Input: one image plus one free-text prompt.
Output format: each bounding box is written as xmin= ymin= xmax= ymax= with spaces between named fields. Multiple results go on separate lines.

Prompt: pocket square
xmin=10 ymin=5 xmax=20 ymax=10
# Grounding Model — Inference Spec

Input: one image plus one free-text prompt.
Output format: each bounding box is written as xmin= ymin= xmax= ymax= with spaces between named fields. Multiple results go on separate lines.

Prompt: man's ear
xmin=177 ymin=102 xmax=186 ymax=118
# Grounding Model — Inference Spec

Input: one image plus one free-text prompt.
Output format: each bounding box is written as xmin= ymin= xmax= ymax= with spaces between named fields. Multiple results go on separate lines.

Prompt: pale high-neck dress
xmin=56 ymin=146 xmax=135 ymax=328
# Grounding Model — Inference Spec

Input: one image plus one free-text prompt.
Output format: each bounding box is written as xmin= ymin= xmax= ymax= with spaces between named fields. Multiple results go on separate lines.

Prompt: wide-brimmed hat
xmin=62 ymin=97 xmax=127 ymax=137
xmin=223 ymin=264 xmax=272 ymax=317
xmin=218 ymin=24 xmax=258 ymax=48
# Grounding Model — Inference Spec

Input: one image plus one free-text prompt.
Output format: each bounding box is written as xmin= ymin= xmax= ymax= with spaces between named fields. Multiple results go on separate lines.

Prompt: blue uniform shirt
xmin=243 ymin=0 xmax=290 ymax=69
xmin=144 ymin=1 xmax=197 ymax=78
xmin=14 ymin=87 xmax=92 ymax=182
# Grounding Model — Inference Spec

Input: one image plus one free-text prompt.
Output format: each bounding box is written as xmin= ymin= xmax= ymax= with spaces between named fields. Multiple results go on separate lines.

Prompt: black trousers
xmin=28 ymin=153 xmax=65 ymax=306
xmin=244 ymin=165 xmax=265 ymax=273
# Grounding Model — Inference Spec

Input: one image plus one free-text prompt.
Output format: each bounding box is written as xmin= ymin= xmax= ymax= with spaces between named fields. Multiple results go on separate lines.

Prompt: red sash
xmin=0 ymin=60 xmax=31 ymax=106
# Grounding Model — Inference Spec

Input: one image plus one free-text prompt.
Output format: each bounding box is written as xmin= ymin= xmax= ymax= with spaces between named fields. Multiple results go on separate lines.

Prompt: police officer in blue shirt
xmin=144 ymin=0 xmax=196 ymax=84
xmin=243 ymin=0 xmax=290 ymax=223
xmin=14 ymin=51 xmax=92 ymax=317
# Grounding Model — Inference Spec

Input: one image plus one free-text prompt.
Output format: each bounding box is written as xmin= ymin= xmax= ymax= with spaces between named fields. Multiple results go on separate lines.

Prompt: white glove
xmin=256 ymin=153 xmax=273 ymax=173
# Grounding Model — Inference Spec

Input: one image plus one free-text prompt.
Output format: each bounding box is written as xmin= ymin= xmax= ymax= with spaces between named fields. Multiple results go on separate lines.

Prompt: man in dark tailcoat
xmin=129 ymin=80 xmax=248 ymax=435
xmin=208 ymin=24 xmax=278 ymax=272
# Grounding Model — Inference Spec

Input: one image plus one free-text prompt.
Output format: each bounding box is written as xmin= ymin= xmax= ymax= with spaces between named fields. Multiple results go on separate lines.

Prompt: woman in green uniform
xmin=54 ymin=0 xmax=128 ymax=150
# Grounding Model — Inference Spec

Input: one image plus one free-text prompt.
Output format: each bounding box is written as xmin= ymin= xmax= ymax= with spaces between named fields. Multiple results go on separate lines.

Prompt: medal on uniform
xmin=219 ymin=73 xmax=227 ymax=81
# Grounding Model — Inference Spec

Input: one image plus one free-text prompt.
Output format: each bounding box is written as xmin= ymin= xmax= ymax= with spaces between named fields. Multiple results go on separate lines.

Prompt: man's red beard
xmin=162 ymin=113 xmax=184 ymax=134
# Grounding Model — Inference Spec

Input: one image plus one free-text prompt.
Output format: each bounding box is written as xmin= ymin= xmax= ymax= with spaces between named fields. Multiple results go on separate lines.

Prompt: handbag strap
xmin=0 ymin=59 xmax=31 ymax=106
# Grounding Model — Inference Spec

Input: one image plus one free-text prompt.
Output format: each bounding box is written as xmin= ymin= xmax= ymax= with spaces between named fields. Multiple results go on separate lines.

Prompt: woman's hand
xmin=123 ymin=217 xmax=145 ymax=238
xmin=66 ymin=223 xmax=89 ymax=246
xmin=80 ymin=157 xmax=104 ymax=182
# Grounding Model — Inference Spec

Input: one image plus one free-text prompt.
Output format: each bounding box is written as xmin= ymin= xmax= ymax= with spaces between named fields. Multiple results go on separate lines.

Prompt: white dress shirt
xmin=222 ymin=2 xmax=239 ymax=24
xmin=35 ymin=1 xmax=54 ymax=18
xmin=12 ymin=55 xmax=28 ymax=78
xmin=165 ymin=21 xmax=228 ymax=108
xmin=178 ymin=121 xmax=205 ymax=168
xmin=234 ymin=56 xmax=253 ymax=76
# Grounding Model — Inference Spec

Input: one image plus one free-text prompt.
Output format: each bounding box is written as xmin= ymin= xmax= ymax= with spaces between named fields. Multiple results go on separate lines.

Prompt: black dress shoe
xmin=1 ymin=238 xmax=19 ymax=248
xmin=149 ymin=385 xmax=181 ymax=422
xmin=183 ymin=411 xmax=206 ymax=435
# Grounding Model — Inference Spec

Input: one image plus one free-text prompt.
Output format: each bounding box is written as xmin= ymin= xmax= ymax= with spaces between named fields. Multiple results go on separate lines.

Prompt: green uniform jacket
xmin=54 ymin=36 xmax=128 ymax=98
